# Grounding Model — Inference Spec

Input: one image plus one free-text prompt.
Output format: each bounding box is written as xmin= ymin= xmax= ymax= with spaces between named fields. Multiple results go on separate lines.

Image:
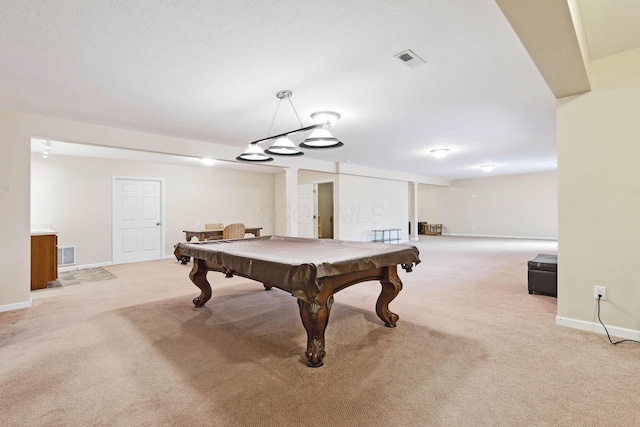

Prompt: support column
xmin=409 ymin=182 xmax=419 ymax=241
xmin=285 ymin=167 xmax=298 ymax=237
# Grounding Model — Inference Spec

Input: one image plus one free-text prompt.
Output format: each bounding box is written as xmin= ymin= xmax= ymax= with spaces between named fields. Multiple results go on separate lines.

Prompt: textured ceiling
xmin=1 ymin=1 xmax=635 ymax=180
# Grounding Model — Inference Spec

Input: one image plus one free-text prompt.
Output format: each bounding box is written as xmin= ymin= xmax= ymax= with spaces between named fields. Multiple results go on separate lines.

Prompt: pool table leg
xmin=298 ymin=295 xmax=334 ymax=367
xmin=376 ymin=266 xmax=403 ymax=327
xmin=189 ymin=259 xmax=212 ymax=307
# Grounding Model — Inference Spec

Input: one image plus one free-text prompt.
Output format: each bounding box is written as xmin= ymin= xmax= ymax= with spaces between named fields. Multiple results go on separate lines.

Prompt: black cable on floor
xmin=597 ymin=295 xmax=640 ymax=345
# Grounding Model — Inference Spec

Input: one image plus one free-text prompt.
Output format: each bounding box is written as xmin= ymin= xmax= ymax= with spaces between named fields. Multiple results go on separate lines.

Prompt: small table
xmin=177 ymin=228 xmax=264 ymax=264
xmin=174 ymin=236 xmax=420 ymax=367
xmin=372 ymin=228 xmax=401 ymax=244
xmin=183 ymin=227 xmax=262 ymax=242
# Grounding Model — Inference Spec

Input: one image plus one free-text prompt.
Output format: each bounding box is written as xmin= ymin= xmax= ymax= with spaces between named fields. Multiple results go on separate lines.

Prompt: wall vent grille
xmin=57 ymin=246 xmax=76 ymax=266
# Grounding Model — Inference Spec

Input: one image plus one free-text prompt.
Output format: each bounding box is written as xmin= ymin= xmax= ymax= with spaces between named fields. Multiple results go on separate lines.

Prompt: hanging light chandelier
xmin=236 ymin=90 xmax=343 ymax=162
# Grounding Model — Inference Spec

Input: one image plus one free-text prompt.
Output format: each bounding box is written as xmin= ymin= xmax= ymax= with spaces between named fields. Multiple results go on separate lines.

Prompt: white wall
xmin=0 ymin=111 xmax=32 ymax=310
xmin=419 ymin=171 xmax=557 ymax=239
xmin=298 ymin=170 xmax=336 ymax=184
xmin=557 ymin=47 xmax=640 ymax=335
xmin=31 ymin=153 xmax=276 ymax=266
xmin=337 ymin=175 xmax=409 ymax=242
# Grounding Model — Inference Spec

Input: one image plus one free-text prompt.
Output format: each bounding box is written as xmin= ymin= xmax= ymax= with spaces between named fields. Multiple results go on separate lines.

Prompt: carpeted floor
xmin=1 ymin=236 xmax=639 ymax=426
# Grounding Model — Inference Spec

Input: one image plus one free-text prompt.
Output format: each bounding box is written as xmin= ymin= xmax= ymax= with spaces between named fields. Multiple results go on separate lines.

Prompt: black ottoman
xmin=528 ymin=254 xmax=557 ymax=297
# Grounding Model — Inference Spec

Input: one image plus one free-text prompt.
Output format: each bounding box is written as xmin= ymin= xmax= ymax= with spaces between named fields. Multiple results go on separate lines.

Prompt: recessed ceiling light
xmin=200 ymin=158 xmax=215 ymax=166
xmin=480 ymin=164 xmax=495 ymax=172
xmin=430 ymin=149 xmax=449 ymax=158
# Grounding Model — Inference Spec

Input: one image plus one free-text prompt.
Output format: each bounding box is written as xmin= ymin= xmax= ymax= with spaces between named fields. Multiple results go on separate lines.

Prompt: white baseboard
xmin=556 ymin=316 xmax=640 ymax=341
xmin=0 ymin=298 xmax=32 ymax=313
xmin=446 ymin=233 xmax=557 ymax=241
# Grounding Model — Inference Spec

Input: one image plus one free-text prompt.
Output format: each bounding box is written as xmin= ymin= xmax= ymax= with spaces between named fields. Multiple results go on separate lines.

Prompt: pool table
xmin=174 ymin=235 xmax=420 ymax=367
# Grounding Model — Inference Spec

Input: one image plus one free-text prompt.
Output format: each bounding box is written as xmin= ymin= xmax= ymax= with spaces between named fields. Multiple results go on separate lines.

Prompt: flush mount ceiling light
xmin=480 ymin=164 xmax=495 ymax=172
xmin=236 ymin=90 xmax=344 ymax=162
xmin=200 ymin=157 xmax=215 ymax=166
xmin=311 ymin=111 xmax=341 ymax=127
xmin=430 ymin=148 xmax=449 ymax=158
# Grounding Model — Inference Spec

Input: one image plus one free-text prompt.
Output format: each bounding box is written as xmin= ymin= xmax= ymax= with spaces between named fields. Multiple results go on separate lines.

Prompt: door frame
xmin=313 ymin=179 xmax=335 ymax=239
xmin=296 ymin=183 xmax=315 ymax=238
xmin=112 ymin=176 xmax=166 ymax=264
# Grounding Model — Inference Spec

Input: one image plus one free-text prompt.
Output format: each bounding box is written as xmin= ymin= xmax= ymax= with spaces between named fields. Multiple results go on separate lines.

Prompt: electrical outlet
xmin=594 ymin=286 xmax=607 ymax=300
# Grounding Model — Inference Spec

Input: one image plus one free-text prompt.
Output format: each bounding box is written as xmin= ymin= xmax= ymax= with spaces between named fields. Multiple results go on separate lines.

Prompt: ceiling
xmin=2 ymin=1 xmax=639 ymax=180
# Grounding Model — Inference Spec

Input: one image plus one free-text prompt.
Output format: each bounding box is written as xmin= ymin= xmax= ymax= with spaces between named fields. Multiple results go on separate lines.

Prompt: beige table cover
xmin=176 ymin=235 xmax=421 ymax=303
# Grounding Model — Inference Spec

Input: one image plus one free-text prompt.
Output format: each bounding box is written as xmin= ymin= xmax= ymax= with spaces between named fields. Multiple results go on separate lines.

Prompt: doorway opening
xmin=316 ymin=181 xmax=334 ymax=239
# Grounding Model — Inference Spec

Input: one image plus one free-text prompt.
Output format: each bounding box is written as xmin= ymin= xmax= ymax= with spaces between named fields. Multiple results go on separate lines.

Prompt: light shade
xmin=265 ymin=136 xmax=303 ymax=156
xmin=311 ymin=111 xmax=341 ymax=127
xmin=200 ymin=157 xmax=215 ymax=166
xmin=480 ymin=164 xmax=495 ymax=172
xmin=300 ymin=128 xmax=344 ymax=149
xmin=236 ymin=144 xmax=274 ymax=162
xmin=430 ymin=148 xmax=449 ymax=158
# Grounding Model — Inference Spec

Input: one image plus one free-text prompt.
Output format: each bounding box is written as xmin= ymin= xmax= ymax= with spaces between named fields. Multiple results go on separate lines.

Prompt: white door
xmin=297 ymin=184 xmax=316 ymax=238
xmin=113 ymin=178 xmax=162 ymax=264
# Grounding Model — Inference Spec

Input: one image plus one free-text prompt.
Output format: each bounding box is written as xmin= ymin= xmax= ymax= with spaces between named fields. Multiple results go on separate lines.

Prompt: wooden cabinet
xmin=31 ymin=233 xmax=58 ymax=290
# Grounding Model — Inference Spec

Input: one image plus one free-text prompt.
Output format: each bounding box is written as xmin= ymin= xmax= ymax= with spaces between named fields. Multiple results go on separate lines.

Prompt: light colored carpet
xmin=1 ymin=236 xmax=639 ymax=426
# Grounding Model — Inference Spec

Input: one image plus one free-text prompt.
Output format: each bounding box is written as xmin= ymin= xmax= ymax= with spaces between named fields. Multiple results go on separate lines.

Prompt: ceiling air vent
xmin=394 ymin=49 xmax=426 ymax=68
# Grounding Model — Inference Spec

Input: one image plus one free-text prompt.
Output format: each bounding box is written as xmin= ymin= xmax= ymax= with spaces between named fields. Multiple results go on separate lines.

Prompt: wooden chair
xmin=203 ymin=223 xmax=225 ymax=241
xmin=222 ymin=223 xmax=246 ymax=239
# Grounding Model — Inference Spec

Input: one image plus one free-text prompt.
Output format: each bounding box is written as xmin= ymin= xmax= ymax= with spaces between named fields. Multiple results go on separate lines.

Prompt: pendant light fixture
xmin=236 ymin=143 xmax=273 ymax=162
xmin=300 ymin=128 xmax=343 ymax=149
xmin=266 ymin=136 xmax=304 ymax=156
xmin=236 ymin=90 xmax=343 ymax=162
